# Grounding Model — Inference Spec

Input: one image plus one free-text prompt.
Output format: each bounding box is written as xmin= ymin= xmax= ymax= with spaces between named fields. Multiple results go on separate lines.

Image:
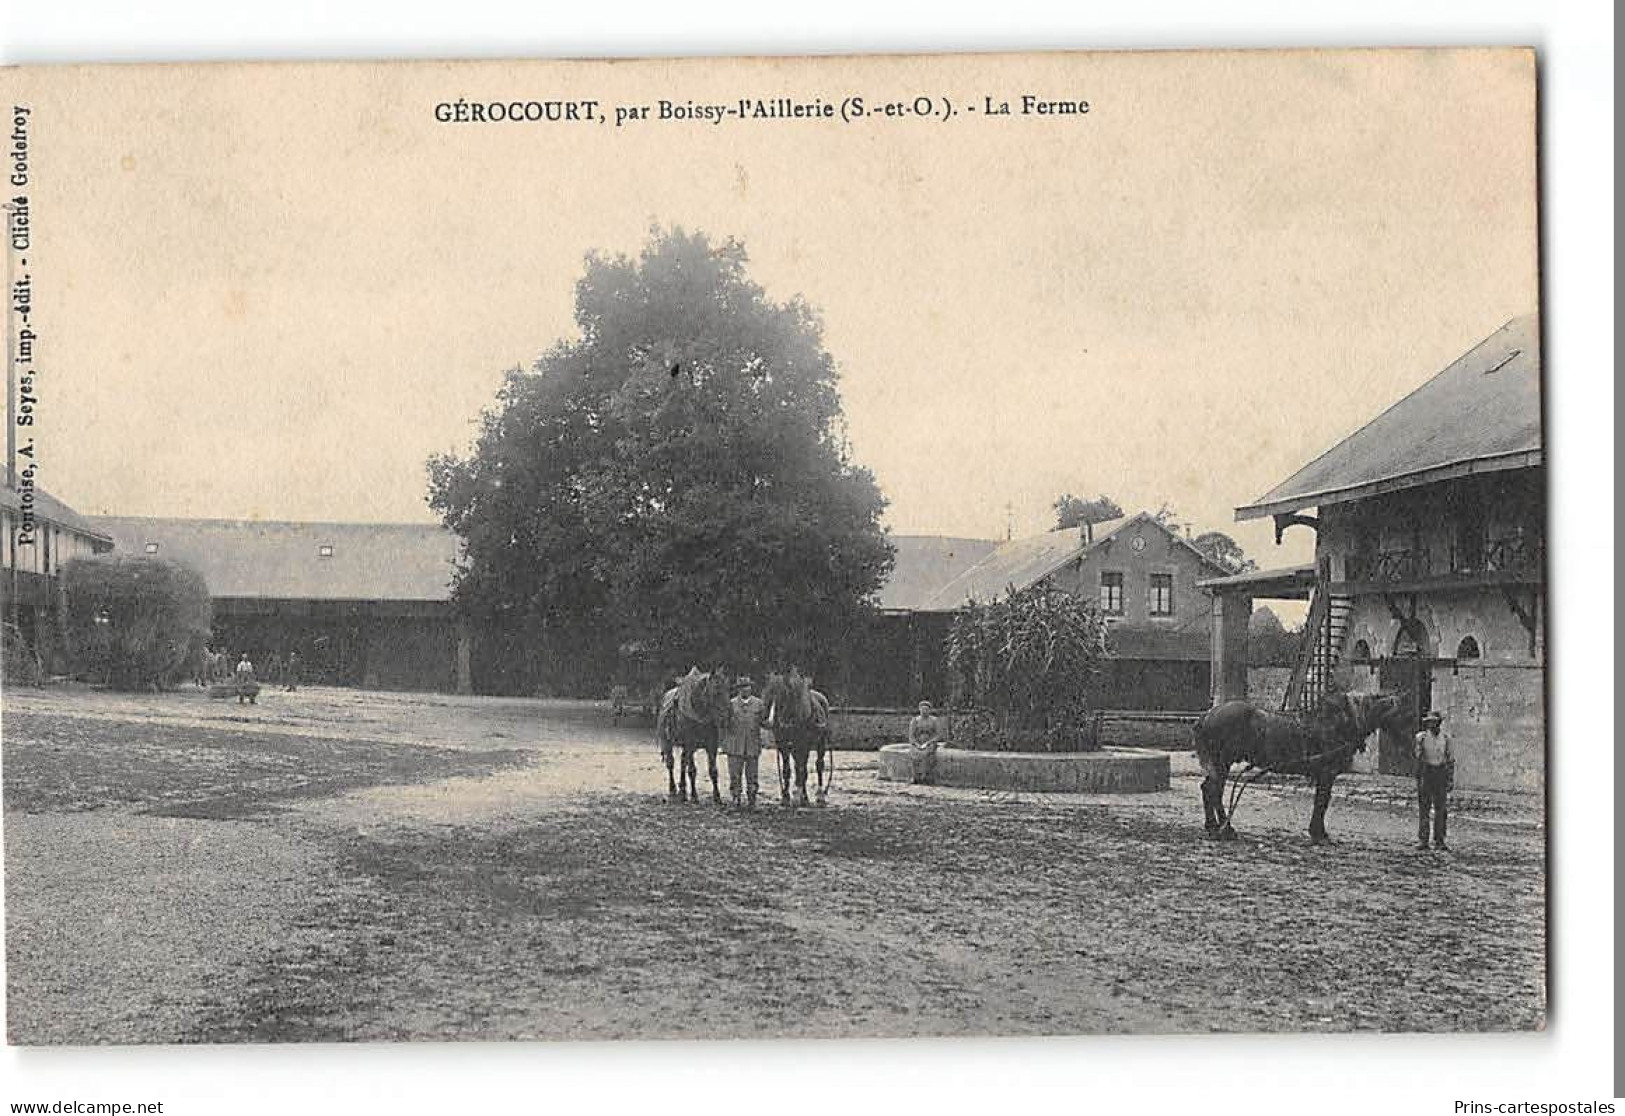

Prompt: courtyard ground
xmin=2 ymin=684 xmax=1546 ymax=1044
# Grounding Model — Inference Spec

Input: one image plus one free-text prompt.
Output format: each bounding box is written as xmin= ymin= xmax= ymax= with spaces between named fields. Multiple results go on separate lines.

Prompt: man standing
xmin=235 ymin=652 xmax=258 ymax=706
xmin=284 ymin=649 xmax=301 ymax=692
xmin=724 ymin=675 xmax=766 ymax=809
xmin=908 ymin=700 xmax=945 ymax=785
xmin=1413 ymin=710 xmax=1454 ymax=851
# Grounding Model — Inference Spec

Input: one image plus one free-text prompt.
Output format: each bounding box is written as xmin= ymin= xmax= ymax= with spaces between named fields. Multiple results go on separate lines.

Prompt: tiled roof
xmin=917 ymin=512 xmax=1231 ymax=613
xmin=875 ymin=535 xmax=1001 ymax=611
xmin=1238 ymin=314 xmax=1541 ymax=520
xmin=919 ymin=528 xmax=1085 ymax=611
xmin=91 ymin=516 xmax=461 ymax=601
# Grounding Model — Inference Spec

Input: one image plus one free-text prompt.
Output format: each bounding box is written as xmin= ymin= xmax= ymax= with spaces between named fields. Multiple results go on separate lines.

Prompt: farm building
xmin=1203 ymin=314 xmax=1543 ymax=791
xmin=91 ymin=517 xmax=472 ymax=693
xmin=835 ymin=535 xmax=1000 ymax=706
xmin=1 ymin=484 xmax=116 ymax=672
xmin=848 ymin=514 xmax=1233 ymax=710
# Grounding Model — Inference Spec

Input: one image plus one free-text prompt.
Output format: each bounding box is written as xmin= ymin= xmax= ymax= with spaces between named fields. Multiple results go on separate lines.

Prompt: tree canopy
xmin=1191 ymin=530 xmax=1257 ymax=574
xmin=1248 ymin=604 xmax=1300 ymax=666
xmin=428 ymin=227 xmax=894 ymax=689
xmin=63 ymin=555 xmax=212 ymax=690
xmin=1053 ymin=493 xmax=1123 ymax=540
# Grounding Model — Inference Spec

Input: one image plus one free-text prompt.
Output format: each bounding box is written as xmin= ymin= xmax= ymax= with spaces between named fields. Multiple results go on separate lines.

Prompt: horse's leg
xmin=664 ymin=746 xmax=678 ymax=801
xmin=1309 ymin=772 xmax=1335 ymax=844
xmin=794 ymin=741 xmax=811 ymax=808
xmin=685 ymin=745 xmax=701 ymax=804
xmin=777 ymin=737 xmax=792 ymax=806
xmin=814 ymin=738 xmax=828 ymax=806
xmin=706 ymin=743 xmax=722 ymax=805
xmin=1199 ymin=753 xmax=1233 ymax=839
xmin=1212 ymin=761 xmax=1237 ymax=840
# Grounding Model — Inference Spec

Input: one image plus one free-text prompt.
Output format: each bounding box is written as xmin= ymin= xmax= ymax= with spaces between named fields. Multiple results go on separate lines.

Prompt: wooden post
xmin=455 ymin=620 xmax=473 ymax=695
xmin=1211 ymin=593 xmax=1251 ymax=704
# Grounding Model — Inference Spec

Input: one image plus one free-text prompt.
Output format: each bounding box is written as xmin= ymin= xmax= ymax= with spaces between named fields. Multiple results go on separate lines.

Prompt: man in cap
xmin=1413 ymin=710 xmax=1454 ymax=850
xmin=724 ymin=675 xmax=766 ymax=809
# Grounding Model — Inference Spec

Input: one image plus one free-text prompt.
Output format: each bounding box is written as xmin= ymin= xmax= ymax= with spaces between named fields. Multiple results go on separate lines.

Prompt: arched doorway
xmin=1376 ymin=618 xmax=1433 ymax=776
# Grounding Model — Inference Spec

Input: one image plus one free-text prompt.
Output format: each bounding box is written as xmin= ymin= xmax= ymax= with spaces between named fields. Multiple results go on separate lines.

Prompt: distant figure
xmin=1414 ymin=710 xmax=1454 ymax=851
xmin=284 ymin=650 xmax=301 ymax=692
xmin=235 ymin=653 xmax=258 ymax=705
xmin=908 ymin=700 xmax=944 ymax=785
xmin=724 ymin=676 xmax=766 ymax=809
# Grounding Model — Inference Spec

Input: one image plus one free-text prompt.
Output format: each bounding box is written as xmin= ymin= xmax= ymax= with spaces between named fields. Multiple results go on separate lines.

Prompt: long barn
xmin=91 ymin=517 xmax=472 ymax=693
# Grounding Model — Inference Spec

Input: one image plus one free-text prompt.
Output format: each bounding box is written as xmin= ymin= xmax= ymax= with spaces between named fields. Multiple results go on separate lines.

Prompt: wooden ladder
xmin=1281 ymin=588 xmax=1353 ymax=714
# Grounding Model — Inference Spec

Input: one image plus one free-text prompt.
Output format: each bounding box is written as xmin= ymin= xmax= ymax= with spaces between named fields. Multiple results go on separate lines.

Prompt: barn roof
xmin=914 ymin=512 xmax=1229 ymax=613
xmin=91 ymin=516 xmax=462 ymax=601
xmin=875 ymin=535 xmax=1001 ymax=611
xmin=1 ymin=484 xmax=113 ymax=543
xmin=1237 ymin=314 xmax=1542 ymax=520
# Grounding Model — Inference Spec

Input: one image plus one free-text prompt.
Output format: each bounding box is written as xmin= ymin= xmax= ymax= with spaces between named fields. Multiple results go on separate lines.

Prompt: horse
xmin=1193 ymin=689 xmax=1410 ymax=844
xmin=760 ymin=669 xmax=832 ymax=808
xmin=656 ymin=667 xmax=733 ymax=804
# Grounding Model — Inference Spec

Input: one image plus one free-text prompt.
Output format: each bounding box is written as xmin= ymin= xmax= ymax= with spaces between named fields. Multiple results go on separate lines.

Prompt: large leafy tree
xmin=429 ymin=228 xmax=893 ymax=689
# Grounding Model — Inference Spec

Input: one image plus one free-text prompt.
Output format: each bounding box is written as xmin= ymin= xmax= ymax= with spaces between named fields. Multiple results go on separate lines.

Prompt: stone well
xmin=877 ymin=743 xmax=1169 ymax=794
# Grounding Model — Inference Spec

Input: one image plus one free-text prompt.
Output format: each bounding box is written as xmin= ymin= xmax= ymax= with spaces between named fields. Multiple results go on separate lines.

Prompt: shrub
xmin=1 ymin=621 xmax=44 ymax=686
xmin=63 ymin=555 xmax=212 ymax=690
xmin=945 ymin=586 xmax=1110 ymax=752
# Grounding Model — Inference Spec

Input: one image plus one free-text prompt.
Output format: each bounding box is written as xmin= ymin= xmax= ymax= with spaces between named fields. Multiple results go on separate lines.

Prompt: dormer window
xmin=318 ymin=544 xmax=334 ymax=558
xmin=143 ymin=542 xmax=159 ymax=554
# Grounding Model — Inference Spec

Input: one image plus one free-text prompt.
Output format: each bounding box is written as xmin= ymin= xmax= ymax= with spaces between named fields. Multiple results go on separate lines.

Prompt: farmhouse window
xmin=1148 ymin=573 xmax=1174 ymax=616
xmin=1099 ymin=571 xmax=1124 ymax=615
xmin=318 ymin=544 xmax=335 ymax=558
xmin=144 ymin=542 xmax=160 ymax=554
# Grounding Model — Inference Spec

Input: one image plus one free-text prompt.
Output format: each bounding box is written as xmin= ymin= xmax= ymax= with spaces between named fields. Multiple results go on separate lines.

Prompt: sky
xmin=16 ymin=49 xmax=1537 ymax=573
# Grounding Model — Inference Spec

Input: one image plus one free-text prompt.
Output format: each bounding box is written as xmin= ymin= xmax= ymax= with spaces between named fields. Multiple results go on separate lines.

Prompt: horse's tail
xmin=1190 ymin=708 xmax=1213 ymax=766
xmin=656 ymin=688 xmax=679 ymax=758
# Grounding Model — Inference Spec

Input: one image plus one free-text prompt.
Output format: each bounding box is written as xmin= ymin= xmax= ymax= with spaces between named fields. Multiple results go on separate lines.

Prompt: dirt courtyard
xmin=3 ymin=684 xmax=1546 ymax=1044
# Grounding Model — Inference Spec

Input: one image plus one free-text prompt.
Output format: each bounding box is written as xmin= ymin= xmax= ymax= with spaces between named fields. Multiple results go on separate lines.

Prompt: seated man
xmin=907 ymin=700 xmax=944 ymax=784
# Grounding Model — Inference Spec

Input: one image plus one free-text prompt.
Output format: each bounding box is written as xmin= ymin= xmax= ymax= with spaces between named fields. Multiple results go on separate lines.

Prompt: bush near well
xmin=945 ymin=586 xmax=1110 ymax=752
xmin=63 ymin=554 xmax=212 ymax=691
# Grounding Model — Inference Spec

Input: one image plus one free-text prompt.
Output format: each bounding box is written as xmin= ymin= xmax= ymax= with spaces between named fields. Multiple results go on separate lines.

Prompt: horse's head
xmin=759 ymin=668 xmax=812 ymax=728
xmin=1337 ymin=689 xmax=1413 ymax=740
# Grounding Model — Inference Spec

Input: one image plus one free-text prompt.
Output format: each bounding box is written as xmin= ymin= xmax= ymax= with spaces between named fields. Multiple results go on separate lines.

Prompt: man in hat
xmin=1413 ymin=710 xmax=1454 ymax=850
xmin=724 ymin=675 xmax=766 ymax=809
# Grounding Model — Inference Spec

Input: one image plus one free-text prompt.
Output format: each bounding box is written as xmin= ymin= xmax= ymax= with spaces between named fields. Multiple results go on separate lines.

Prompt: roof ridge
xmin=1237 ymin=313 xmax=1537 ymax=517
xmin=92 ymin=514 xmax=451 ymax=530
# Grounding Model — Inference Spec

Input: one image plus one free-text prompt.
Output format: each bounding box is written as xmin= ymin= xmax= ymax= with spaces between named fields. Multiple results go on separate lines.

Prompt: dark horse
xmin=1194 ymin=689 xmax=1410 ymax=843
xmin=657 ymin=667 xmax=733 ymax=804
xmin=760 ymin=669 xmax=832 ymax=808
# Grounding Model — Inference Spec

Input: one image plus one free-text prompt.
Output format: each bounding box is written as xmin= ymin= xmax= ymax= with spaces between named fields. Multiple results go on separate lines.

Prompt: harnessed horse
xmin=1193 ymin=689 xmax=1409 ymax=843
xmin=760 ymin=670 xmax=832 ymax=808
xmin=656 ymin=667 xmax=733 ymax=804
